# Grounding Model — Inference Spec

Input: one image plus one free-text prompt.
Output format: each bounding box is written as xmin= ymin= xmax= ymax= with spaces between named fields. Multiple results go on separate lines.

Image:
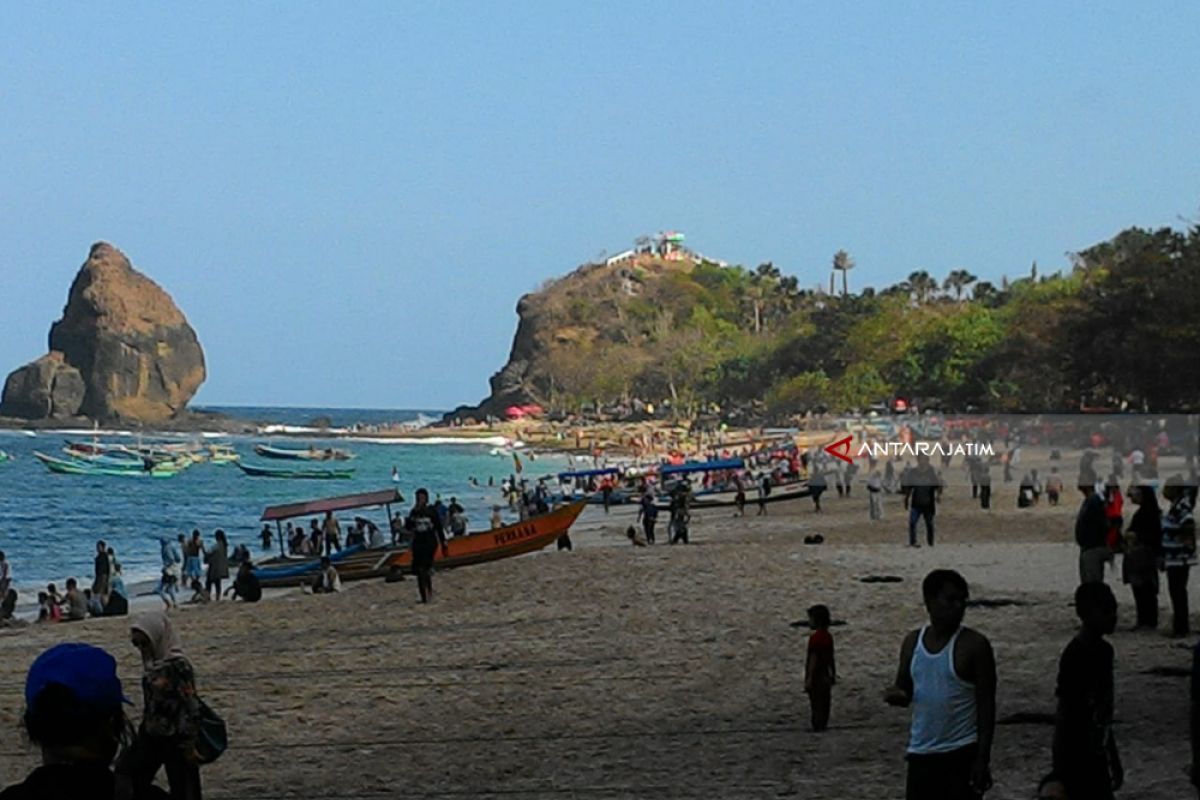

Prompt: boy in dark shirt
xmin=804 ymin=604 xmax=837 ymax=732
xmin=1053 ymin=582 xmax=1123 ymax=799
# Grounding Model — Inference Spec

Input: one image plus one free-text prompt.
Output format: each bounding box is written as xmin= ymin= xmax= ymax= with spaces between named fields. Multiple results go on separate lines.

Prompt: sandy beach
xmin=2 ymin=456 xmax=1196 ymax=799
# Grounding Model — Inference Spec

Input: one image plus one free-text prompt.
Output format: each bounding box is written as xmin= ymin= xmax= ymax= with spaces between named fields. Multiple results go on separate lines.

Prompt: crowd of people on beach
xmin=5 ymin=423 xmax=1199 ymax=798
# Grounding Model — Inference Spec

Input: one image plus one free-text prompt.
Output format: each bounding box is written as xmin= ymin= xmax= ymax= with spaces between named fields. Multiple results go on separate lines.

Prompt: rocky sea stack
xmin=1 ymin=243 xmax=206 ymax=423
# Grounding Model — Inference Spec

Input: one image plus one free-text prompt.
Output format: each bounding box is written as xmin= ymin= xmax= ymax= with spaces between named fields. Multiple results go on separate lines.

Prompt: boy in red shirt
xmin=805 ymin=604 xmax=837 ymax=732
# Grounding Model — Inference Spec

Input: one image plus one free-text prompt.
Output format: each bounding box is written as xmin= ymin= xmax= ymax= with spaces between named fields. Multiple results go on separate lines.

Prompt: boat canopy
xmin=261 ymin=488 xmax=405 ymax=522
xmin=659 ymin=457 xmax=745 ymax=476
xmin=557 ymin=466 xmax=620 ymax=480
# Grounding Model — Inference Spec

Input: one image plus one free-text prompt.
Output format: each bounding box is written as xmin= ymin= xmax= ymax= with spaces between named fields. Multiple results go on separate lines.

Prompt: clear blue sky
xmin=2 ymin=2 xmax=1197 ymax=409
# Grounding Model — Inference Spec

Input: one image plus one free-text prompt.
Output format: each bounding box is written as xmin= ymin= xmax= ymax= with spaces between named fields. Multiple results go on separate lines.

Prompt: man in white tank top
xmin=884 ymin=569 xmax=996 ymax=799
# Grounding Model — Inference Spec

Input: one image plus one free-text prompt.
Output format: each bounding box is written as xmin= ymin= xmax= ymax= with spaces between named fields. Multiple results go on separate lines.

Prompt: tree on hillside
xmin=972 ymin=281 xmax=1002 ymax=306
xmin=907 ymin=270 xmax=938 ymax=303
xmin=832 ymin=250 xmax=855 ymax=296
xmin=943 ymin=269 xmax=977 ymax=301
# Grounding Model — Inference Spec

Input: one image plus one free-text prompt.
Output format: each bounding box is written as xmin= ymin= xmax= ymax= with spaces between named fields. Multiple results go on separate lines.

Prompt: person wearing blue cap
xmin=1 ymin=642 xmax=169 ymax=799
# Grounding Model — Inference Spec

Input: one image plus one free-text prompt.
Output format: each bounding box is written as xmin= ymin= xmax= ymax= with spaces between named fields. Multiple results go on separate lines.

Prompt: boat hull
xmin=659 ymin=481 xmax=811 ymax=510
xmin=385 ymin=500 xmax=587 ymax=574
xmin=34 ymin=451 xmax=178 ymax=478
xmin=253 ymin=545 xmax=400 ymax=588
xmin=237 ymin=462 xmax=355 ymax=479
xmin=255 ymin=444 xmax=355 ymax=461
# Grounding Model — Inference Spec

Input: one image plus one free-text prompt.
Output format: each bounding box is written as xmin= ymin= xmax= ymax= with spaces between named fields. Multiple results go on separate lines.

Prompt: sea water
xmin=0 ymin=407 xmax=566 ymax=600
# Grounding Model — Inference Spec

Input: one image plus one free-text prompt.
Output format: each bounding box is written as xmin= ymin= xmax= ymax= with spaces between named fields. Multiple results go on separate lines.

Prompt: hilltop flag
xmin=824 ymin=436 xmax=854 ymax=465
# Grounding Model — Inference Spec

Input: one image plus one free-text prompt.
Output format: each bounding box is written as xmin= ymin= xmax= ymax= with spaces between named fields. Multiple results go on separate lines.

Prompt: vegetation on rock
xmin=462 ymin=224 xmax=1200 ymax=418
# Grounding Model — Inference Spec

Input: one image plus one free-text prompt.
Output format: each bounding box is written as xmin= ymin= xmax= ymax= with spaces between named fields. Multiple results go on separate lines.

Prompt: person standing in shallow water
xmin=93 ymin=539 xmax=110 ymax=600
xmin=885 ymin=569 xmax=996 ymax=800
xmin=406 ymin=488 xmax=448 ymax=603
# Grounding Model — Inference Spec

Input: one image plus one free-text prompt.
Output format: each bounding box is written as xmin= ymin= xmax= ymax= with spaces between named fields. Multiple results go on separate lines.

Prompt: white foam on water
xmin=347 ymin=435 xmax=511 ymax=447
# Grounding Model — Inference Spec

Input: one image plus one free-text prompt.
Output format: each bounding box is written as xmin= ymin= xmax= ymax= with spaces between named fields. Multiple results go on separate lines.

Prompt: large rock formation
xmin=1 ymin=243 xmax=206 ymax=423
xmin=0 ymin=352 xmax=86 ymax=420
xmin=447 ymin=252 xmax=702 ymax=421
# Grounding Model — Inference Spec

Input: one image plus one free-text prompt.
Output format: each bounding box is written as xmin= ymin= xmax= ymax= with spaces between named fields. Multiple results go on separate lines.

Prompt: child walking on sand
xmin=804 ymin=604 xmax=837 ymax=732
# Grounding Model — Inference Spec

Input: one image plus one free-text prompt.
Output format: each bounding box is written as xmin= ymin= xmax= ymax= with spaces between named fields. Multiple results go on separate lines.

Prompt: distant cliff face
xmin=448 ymin=254 xmax=702 ymax=420
xmin=1 ymin=243 xmax=206 ymax=423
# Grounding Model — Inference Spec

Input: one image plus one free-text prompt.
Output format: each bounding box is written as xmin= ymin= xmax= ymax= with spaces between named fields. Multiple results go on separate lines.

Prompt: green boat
xmin=0 ymin=450 xmax=10 ymax=464
xmin=34 ymin=451 xmax=180 ymax=478
xmin=236 ymin=462 xmax=355 ymax=480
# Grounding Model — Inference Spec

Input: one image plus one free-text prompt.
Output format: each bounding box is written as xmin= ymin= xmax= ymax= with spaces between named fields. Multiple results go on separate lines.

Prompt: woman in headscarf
xmin=118 ymin=611 xmax=203 ymax=800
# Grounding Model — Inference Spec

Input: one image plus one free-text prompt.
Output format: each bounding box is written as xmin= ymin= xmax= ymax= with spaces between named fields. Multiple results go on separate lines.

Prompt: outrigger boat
xmin=253 ymin=488 xmax=405 ymax=587
xmin=252 ymin=491 xmax=587 ymax=588
xmin=254 ymin=444 xmax=355 ymax=461
xmin=385 ymin=499 xmax=586 ymax=574
xmin=207 ymin=444 xmax=240 ymax=463
xmin=237 ymin=462 xmax=355 ymax=480
xmin=682 ymin=480 xmax=811 ymax=509
xmin=34 ymin=451 xmax=180 ymax=478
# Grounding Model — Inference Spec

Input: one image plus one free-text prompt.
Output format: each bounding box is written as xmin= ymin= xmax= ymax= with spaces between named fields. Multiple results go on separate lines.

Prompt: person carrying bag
xmin=119 ymin=611 xmax=225 ymax=800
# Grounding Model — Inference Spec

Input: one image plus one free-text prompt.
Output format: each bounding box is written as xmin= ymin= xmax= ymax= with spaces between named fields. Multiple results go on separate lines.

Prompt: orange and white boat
xmin=385 ymin=500 xmax=587 ymax=574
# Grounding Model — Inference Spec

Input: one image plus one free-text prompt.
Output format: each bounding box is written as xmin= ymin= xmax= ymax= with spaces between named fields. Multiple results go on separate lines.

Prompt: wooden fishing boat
xmin=665 ymin=480 xmax=811 ymax=510
xmin=34 ymin=451 xmax=179 ymax=478
xmin=253 ymin=544 xmax=401 ymax=587
xmin=384 ymin=500 xmax=586 ymax=574
xmin=253 ymin=488 xmax=406 ymax=587
xmin=207 ymin=444 xmax=240 ymax=463
xmin=237 ymin=462 xmax=355 ymax=479
xmin=254 ymin=444 xmax=355 ymax=461
xmin=61 ymin=447 xmax=150 ymax=470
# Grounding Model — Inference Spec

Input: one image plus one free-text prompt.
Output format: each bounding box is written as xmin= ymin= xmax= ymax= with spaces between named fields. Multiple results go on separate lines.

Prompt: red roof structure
xmin=261 ymin=488 xmax=404 ymax=522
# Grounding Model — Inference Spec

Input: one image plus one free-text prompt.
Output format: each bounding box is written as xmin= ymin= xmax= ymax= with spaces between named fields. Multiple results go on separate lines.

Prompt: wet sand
xmin=1 ymin=471 xmax=1196 ymax=799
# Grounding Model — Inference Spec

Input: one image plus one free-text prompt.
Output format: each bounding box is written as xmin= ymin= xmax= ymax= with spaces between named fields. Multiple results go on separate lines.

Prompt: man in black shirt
xmin=406 ymin=488 xmax=448 ymax=603
xmin=1076 ymin=482 xmax=1111 ymax=583
xmin=1052 ymin=582 xmax=1122 ymax=799
xmin=903 ymin=455 xmax=941 ymax=547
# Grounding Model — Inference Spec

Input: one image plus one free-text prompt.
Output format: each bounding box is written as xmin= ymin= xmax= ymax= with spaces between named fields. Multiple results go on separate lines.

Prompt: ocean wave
xmin=345 ymin=435 xmax=512 ymax=446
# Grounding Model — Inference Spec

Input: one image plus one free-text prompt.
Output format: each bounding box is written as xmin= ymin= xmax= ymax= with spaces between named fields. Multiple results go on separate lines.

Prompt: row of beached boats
xmin=251 ymin=489 xmax=587 ymax=588
xmin=557 ymin=456 xmax=812 ymax=510
xmin=250 ymin=467 xmax=811 ymax=591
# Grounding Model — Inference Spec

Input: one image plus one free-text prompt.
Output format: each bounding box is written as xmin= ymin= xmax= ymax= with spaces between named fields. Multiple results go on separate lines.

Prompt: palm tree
xmin=832 ymin=250 xmax=854 ymax=296
xmin=942 ymin=269 xmax=977 ymax=301
xmin=907 ymin=270 xmax=937 ymax=303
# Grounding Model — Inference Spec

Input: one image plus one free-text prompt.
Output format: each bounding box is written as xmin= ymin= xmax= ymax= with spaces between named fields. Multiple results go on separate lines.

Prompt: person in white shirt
xmin=885 ymin=569 xmax=996 ymax=799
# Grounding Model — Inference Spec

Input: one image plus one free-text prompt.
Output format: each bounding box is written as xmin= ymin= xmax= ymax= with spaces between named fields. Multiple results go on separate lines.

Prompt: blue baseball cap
xmin=25 ymin=643 xmax=131 ymax=713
